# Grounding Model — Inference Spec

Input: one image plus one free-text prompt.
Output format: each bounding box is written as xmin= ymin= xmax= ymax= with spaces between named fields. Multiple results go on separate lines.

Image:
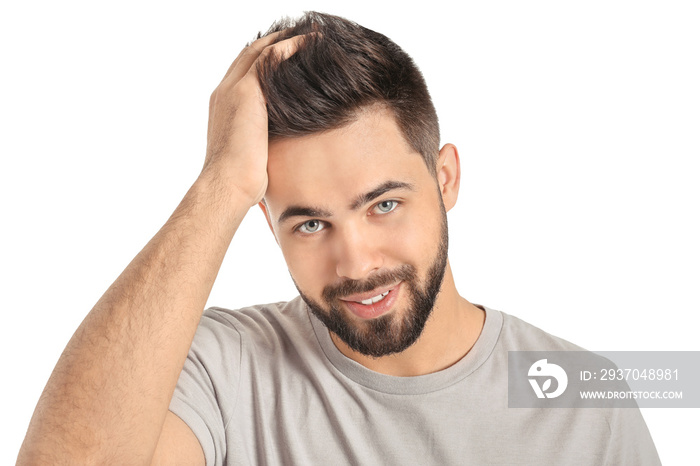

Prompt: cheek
xmin=278 ymin=239 xmax=335 ymax=293
xmin=389 ymin=206 xmax=444 ymax=265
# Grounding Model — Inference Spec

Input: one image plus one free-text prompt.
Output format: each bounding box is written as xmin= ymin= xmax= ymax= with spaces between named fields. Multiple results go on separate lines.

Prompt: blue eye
xmin=375 ymin=200 xmax=398 ymax=214
xmin=298 ymin=219 xmax=325 ymax=234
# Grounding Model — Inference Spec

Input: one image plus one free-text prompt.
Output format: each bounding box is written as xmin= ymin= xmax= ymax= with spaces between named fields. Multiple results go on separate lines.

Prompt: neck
xmin=330 ymin=261 xmax=485 ymax=376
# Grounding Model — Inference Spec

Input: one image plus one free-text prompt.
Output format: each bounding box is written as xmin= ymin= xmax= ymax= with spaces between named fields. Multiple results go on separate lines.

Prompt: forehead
xmin=265 ymin=108 xmax=431 ymax=217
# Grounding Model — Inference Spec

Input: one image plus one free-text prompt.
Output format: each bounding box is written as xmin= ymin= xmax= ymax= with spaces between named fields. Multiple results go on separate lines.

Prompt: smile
xmin=358 ymin=291 xmax=389 ymax=305
xmin=339 ymin=283 xmax=402 ymax=320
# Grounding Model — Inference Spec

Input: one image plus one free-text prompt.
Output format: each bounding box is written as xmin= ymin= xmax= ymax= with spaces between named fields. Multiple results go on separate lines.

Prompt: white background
xmin=2 ymin=1 xmax=698 ymax=464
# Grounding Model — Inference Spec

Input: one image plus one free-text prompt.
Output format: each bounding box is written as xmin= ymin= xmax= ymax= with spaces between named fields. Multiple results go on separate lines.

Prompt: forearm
xmin=18 ymin=174 xmax=248 ymax=465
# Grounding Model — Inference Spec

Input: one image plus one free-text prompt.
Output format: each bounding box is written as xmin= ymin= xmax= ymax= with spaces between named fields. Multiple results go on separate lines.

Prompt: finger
xmin=238 ymin=33 xmax=314 ymax=85
xmin=220 ymin=31 xmax=285 ymax=82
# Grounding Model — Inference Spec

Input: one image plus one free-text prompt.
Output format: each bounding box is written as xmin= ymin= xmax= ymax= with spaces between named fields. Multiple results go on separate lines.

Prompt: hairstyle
xmin=256 ymin=12 xmax=440 ymax=175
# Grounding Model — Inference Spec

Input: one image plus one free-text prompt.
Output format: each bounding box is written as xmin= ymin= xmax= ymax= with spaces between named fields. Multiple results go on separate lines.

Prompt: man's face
xmin=263 ymin=108 xmax=449 ymax=357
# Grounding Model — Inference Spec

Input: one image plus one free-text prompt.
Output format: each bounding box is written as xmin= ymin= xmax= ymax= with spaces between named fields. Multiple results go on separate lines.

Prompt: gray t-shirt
xmin=170 ymin=298 xmax=660 ymax=465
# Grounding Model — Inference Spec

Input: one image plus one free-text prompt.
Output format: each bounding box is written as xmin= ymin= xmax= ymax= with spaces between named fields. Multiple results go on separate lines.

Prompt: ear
xmin=258 ymin=201 xmax=279 ymax=245
xmin=435 ymin=143 xmax=461 ymax=212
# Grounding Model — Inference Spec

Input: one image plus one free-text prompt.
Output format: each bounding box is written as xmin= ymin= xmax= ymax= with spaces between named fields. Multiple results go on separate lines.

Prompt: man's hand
xmin=17 ymin=33 xmax=306 ymax=465
xmin=202 ymin=31 xmax=307 ymax=206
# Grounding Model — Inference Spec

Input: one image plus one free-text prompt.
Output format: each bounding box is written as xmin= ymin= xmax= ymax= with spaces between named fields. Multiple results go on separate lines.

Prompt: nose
xmin=333 ymin=223 xmax=383 ymax=280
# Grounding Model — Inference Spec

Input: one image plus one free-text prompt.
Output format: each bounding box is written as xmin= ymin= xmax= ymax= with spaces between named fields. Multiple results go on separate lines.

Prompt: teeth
xmin=360 ymin=291 xmax=390 ymax=305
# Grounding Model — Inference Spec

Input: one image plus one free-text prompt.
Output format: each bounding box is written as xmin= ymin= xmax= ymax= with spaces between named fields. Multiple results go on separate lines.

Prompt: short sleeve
xmin=603 ymin=406 xmax=662 ymax=465
xmin=169 ymin=309 xmax=243 ymax=466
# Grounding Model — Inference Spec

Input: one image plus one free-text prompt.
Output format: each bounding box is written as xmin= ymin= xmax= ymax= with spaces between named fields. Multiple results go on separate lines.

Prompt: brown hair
xmin=256 ymin=12 xmax=440 ymax=175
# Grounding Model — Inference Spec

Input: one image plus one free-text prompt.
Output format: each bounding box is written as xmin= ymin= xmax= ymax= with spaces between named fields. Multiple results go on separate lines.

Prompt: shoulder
xmin=203 ymin=298 xmax=304 ymax=330
xmin=195 ymin=296 xmax=314 ymax=352
xmin=486 ymin=306 xmax=586 ymax=351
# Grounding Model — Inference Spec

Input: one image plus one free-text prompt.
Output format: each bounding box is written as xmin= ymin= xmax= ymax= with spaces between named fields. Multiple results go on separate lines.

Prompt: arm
xmin=17 ymin=31 xmax=304 ymax=465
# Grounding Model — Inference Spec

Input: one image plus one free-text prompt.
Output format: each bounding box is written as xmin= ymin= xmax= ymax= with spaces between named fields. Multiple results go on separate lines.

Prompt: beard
xmin=297 ymin=206 xmax=449 ymax=358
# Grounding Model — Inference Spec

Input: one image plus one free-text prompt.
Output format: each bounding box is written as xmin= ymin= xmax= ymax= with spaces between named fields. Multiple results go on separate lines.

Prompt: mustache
xmin=322 ymin=265 xmax=417 ymax=302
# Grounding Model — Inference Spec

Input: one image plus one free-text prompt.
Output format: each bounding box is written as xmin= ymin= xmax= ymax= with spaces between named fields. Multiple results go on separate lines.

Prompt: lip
xmin=339 ymin=282 xmax=402 ymax=320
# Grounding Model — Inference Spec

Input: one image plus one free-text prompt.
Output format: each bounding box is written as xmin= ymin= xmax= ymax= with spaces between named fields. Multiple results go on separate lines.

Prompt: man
xmin=18 ymin=12 xmax=659 ymax=465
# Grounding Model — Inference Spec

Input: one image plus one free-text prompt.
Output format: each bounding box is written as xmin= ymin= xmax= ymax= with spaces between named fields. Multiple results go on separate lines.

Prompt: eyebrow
xmin=278 ymin=206 xmax=333 ymax=225
xmin=277 ymin=180 xmax=415 ymax=225
xmin=349 ymin=180 xmax=415 ymax=210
